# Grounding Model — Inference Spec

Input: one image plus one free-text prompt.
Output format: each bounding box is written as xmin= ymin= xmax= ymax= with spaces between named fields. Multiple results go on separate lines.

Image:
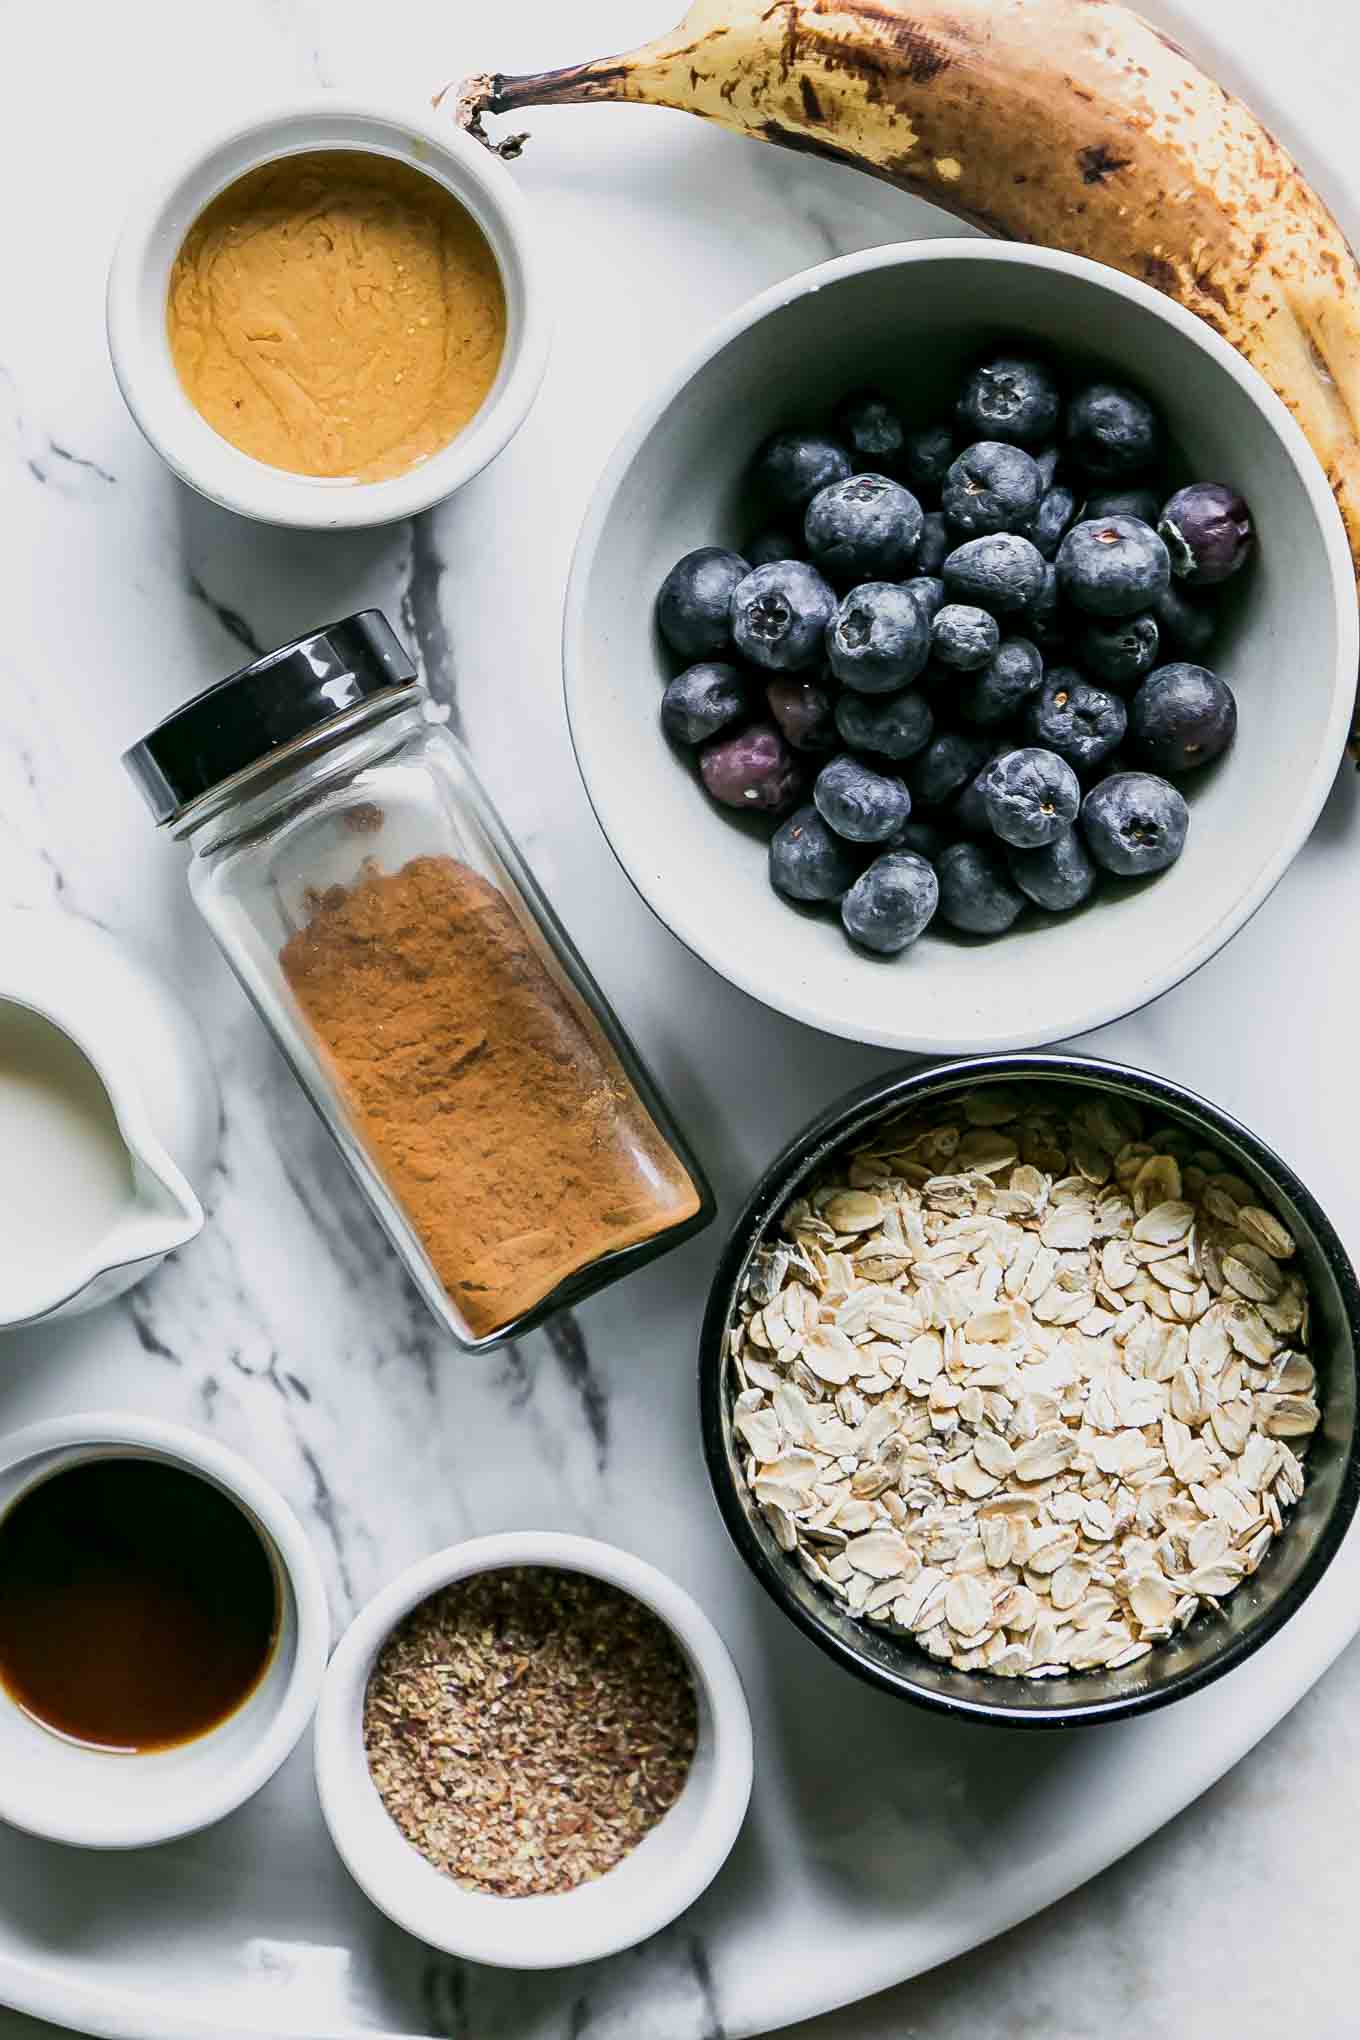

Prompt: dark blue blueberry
xmin=835 ymin=686 xmax=934 ymax=761
xmin=826 ymin=581 xmax=931 ymax=693
xmin=1065 ymin=382 xmax=1164 ymax=480
xmin=1129 ymin=662 xmax=1237 ymax=773
xmin=730 ymin=560 xmax=837 ymax=672
xmin=657 ymin=546 xmax=749 ymax=659
xmin=1151 ymin=582 xmax=1219 ymax=662
xmin=1034 ymin=445 xmax=1063 ymax=491
xmin=904 ymin=574 xmax=947 ymax=621
xmin=952 ymin=746 xmax=1015 ymax=837
xmin=904 ymin=421 xmax=955 ymax=493
xmin=942 ymin=533 xmax=1046 ymax=615
xmin=956 ymin=637 xmax=1045 ymax=728
xmin=769 ymin=805 xmax=860 ymax=903
xmin=745 ymin=526 xmax=803 ymax=568
xmin=936 ymin=840 xmax=1026 ymax=935
xmin=1024 ymin=670 xmax=1128 ymax=775
xmin=1030 ymin=481 xmax=1080 ymax=560
xmin=983 ymin=746 xmax=1081 ymax=848
xmin=660 ymin=661 xmax=749 ymax=746
xmin=1027 ymin=560 xmax=1068 ymax=655
xmin=957 ymin=352 xmax=1062 ymax=449
xmin=765 ymin=673 xmax=839 ymax=753
xmin=804 ymin=473 xmax=924 ymax=584
xmin=915 ymin=511 xmax=951 ymax=576
xmin=1159 ymin=483 xmax=1254 ymax=586
xmin=907 ymin=729 xmax=993 ymax=809
xmin=841 ymin=851 xmax=939 ymax=953
xmin=1074 ymin=612 xmax=1160 ymax=690
xmin=1080 ymin=771 xmax=1189 ymax=876
xmin=700 ymin=722 xmax=804 ymax=815
xmin=1007 ymin=828 xmax=1098 ymax=912
xmin=834 ymin=389 xmax=906 ymax=474
xmin=1056 ymin=516 xmax=1170 ymax=618
xmin=931 ymin=603 xmax=1001 ymax=672
xmin=814 ymin=753 xmax=911 ymax=843
xmin=751 ymin=429 xmax=851 ymax=513
xmin=1084 ymin=485 xmax=1161 ymax=527
xmin=898 ymin=818 xmax=948 ymax=863
xmin=942 ymin=441 xmax=1043 ymax=538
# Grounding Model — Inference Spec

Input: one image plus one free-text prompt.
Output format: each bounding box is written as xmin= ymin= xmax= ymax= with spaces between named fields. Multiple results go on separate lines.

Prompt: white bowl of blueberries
xmin=565 ymin=241 xmax=1356 ymax=1052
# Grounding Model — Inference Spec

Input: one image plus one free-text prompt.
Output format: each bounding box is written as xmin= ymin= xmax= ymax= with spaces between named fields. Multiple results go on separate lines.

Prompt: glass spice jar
xmin=124 ymin=611 xmax=713 ymax=1349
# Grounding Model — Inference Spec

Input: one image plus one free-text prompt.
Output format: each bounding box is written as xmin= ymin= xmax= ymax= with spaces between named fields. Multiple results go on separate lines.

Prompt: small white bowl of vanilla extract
xmin=0 ymin=1413 xmax=329 ymax=1848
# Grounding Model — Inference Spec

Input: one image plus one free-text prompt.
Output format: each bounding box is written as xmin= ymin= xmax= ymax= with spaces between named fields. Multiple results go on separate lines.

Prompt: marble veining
xmin=1 ymin=1 xmax=1359 ymax=2038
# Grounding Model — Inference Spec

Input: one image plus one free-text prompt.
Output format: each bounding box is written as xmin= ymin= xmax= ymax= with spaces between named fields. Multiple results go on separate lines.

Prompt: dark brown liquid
xmin=0 ymin=1458 xmax=279 ymax=1753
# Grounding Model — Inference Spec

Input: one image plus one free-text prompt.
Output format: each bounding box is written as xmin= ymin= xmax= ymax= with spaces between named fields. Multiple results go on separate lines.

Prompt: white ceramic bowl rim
xmin=0 ymin=1412 xmax=330 ymax=1848
xmin=563 ymin=238 xmax=1359 ymax=1053
xmin=106 ymin=92 xmax=551 ymax=530
xmin=314 ymin=1530 xmax=754 ymax=1969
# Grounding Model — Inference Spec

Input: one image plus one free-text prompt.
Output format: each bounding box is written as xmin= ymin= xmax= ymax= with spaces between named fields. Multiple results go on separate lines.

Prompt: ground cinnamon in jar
xmin=278 ymin=855 xmax=702 ymax=1337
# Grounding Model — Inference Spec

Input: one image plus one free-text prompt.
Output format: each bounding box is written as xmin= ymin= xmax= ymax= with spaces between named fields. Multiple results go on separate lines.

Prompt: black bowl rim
xmin=699 ymin=1051 xmax=1360 ymax=1728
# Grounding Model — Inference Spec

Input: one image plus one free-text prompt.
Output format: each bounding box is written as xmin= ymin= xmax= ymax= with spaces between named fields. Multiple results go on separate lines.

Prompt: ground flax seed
xmin=279 ymin=855 xmax=701 ymax=1337
xmin=364 ymin=1568 xmax=699 ymax=1896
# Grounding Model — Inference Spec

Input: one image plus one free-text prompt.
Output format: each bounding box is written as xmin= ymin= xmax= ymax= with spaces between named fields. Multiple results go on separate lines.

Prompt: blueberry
xmin=1027 ymin=560 xmax=1068 ymax=654
xmin=916 ymin=510 xmax=951 ymax=576
xmin=957 ymin=352 xmax=1062 ymax=448
xmin=751 ymin=429 xmax=851 ymax=513
xmin=657 ymin=547 xmax=749 ymax=660
xmin=765 ymin=673 xmax=839 ymax=753
xmin=1151 ymin=582 xmax=1219 ymax=662
xmin=904 ymin=421 xmax=955 ymax=493
xmin=827 ymin=581 xmax=931 ymax=693
xmin=907 ymin=729 xmax=993 ymax=809
xmin=814 ymin=753 xmax=911 ymax=843
xmin=834 ymin=388 xmax=906 ymax=473
xmin=956 ymin=637 xmax=1045 ymax=727
xmin=1056 ymin=516 xmax=1170 ymax=617
xmin=835 ymin=686 xmax=934 ymax=761
xmin=1024 ymin=670 xmax=1128 ymax=775
xmin=745 ymin=527 xmax=803 ymax=568
xmin=1034 ymin=445 xmax=1063 ymax=491
xmin=953 ymin=746 xmax=1015 ymax=836
xmin=769 ymin=805 xmax=860 ymax=903
xmin=1084 ymin=485 xmax=1161 ymax=527
xmin=660 ymin=661 xmax=749 ymax=746
xmin=1129 ymin=662 xmax=1237 ymax=773
xmin=983 ymin=746 xmax=1081 ymax=848
xmin=700 ymin=722 xmax=804 ymax=815
xmin=1074 ymin=613 xmax=1160 ymax=690
xmin=1007 ymin=828 xmax=1098 ymax=912
xmin=1030 ymin=480 xmax=1081 ymax=560
xmin=841 ymin=851 xmax=939 ymax=953
xmin=730 ymin=560 xmax=837 ymax=671
xmin=942 ymin=533 xmax=1046 ymax=615
xmin=804 ymin=473 xmax=924 ymax=583
xmin=936 ymin=840 xmax=1026 ymax=935
xmin=1080 ymin=771 xmax=1189 ymax=876
xmin=942 ymin=441 xmax=1043 ymax=538
xmin=932 ymin=603 xmax=1001 ymax=671
xmin=904 ymin=574 xmax=947 ymax=621
xmin=1065 ymin=382 xmax=1164 ymax=480
xmin=1158 ymin=483 xmax=1254 ymax=586
xmin=898 ymin=819 xmax=948 ymax=863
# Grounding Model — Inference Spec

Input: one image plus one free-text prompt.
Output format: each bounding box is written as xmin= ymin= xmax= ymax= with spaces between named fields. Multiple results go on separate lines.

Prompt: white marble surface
xmin=2 ymin=0 xmax=1360 ymax=2035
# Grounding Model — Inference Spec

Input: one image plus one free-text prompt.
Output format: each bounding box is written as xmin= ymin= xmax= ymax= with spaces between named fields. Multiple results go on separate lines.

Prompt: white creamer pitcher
xmin=0 ymin=909 xmax=219 ymax=1327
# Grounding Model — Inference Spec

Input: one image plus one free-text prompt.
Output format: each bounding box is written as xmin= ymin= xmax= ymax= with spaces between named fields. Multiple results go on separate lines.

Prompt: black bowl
xmin=700 ymin=1053 xmax=1360 ymax=1727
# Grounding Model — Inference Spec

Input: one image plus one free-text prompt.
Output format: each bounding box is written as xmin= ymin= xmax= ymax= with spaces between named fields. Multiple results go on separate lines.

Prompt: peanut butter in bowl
xmin=166 ymin=150 xmax=507 ymax=481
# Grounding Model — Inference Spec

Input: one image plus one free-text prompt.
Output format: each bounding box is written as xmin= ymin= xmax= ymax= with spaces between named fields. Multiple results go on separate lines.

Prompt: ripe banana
xmin=456 ymin=1 xmax=1360 ymax=625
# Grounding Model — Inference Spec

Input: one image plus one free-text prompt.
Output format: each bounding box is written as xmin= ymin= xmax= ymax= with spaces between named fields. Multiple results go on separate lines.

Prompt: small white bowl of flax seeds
xmin=314 ymin=1531 xmax=753 ymax=1966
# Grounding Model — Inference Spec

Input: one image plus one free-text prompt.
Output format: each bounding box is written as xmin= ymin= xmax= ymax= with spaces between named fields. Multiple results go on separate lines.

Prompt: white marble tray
xmin=2 ymin=0 xmax=1359 ymax=2035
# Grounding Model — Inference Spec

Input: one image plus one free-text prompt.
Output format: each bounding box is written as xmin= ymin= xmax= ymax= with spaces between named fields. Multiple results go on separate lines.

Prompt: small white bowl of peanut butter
xmin=107 ymin=95 xmax=550 ymax=529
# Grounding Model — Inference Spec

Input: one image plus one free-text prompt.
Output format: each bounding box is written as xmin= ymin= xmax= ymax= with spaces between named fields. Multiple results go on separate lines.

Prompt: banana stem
xmin=455 ymin=58 xmax=635 ymax=156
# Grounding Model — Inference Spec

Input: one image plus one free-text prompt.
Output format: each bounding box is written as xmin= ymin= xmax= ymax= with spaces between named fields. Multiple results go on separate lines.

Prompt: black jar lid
xmin=123 ymin=610 xmax=419 ymax=825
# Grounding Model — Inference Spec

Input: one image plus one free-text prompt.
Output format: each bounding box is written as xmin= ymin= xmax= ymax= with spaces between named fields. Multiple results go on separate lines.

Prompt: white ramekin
xmin=0 ymin=1412 xmax=330 ymax=1848
xmin=106 ymin=94 xmax=550 ymax=529
xmin=314 ymin=1531 xmax=754 ymax=1968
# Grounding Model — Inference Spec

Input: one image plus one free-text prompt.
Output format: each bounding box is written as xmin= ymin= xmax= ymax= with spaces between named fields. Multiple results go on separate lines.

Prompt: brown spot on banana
xmin=456 ymin=0 xmax=1360 ymax=745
